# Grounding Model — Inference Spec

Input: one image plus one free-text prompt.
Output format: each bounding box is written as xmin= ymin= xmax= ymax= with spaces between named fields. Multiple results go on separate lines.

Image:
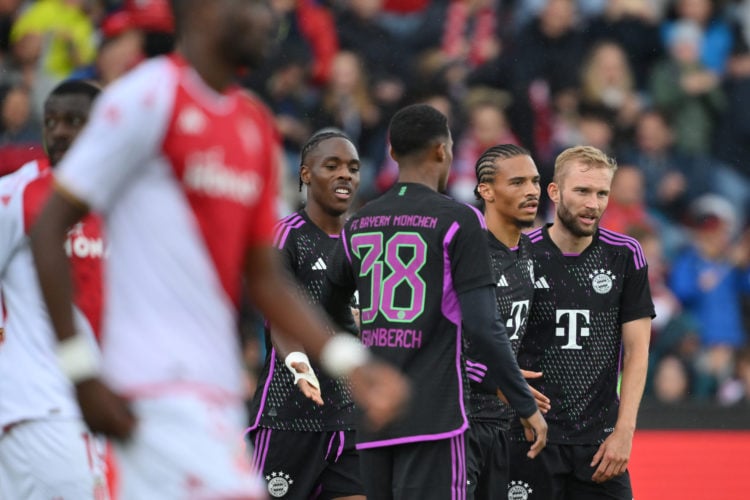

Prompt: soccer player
xmin=466 ymin=144 xmax=550 ymax=499
xmin=28 ymin=1 xmax=407 ymax=498
xmin=248 ymin=130 xmax=365 ymax=500
xmin=508 ymin=145 xmax=654 ymax=500
xmin=0 ymin=80 xmax=107 ymax=499
xmin=320 ymin=104 xmax=547 ymax=500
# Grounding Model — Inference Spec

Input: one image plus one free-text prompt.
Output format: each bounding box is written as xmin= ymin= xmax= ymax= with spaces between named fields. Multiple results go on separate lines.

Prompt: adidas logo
xmin=534 ymin=277 xmax=550 ymax=289
xmin=312 ymin=257 xmax=327 ymax=271
xmin=496 ymin=275 xmax=509 ymax=287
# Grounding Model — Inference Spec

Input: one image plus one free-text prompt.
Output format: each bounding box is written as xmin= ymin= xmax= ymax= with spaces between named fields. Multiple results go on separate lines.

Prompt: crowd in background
xmin=1 ymin=0 xmax=749 ymax=408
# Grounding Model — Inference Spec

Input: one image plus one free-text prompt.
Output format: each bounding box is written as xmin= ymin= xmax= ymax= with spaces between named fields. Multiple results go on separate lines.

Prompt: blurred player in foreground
xmin=248 ymin=130 xmax=365 ymax=499
xmin=508 ymin=146 xmax=654 ymax=499
xmin=465 ymin=144 xmax=550 ymax=499
xmin=321 ymin=104 xmax=547 ymax=500
xmin=0 ymin=80 xmax=107 ymax=499
xmin=29 ymin=0 xmax=407 ymax=498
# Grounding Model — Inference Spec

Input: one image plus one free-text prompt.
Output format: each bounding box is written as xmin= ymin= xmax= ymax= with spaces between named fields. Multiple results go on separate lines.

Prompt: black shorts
xmin=359 ymin=434 xmax=467 ymax=500
xmin=249 ymin=428 xmax=362 ymax=499
xmin=465 ymin=420 xmax=509 ymax=500
xmin=508 ymin=441 xmax=632 ymax=500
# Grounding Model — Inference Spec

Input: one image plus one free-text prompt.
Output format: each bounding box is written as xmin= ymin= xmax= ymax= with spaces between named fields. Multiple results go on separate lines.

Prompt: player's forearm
xmin=29 ymin=192 xmax=86 ymax=342
xmin=458 ymin=286 xmax=537 ymax=418
xmin=270 ymin=327 xmax=306 ymax=360
xmin=615 ymin=318 xmax=651 ymax=434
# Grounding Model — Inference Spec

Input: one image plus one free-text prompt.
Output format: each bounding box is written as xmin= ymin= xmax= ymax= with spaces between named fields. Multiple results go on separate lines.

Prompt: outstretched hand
xmin=291 ymin=361 xmax=324 ymax=406
xmin=75 ymin=378 xmax=136 ymax=440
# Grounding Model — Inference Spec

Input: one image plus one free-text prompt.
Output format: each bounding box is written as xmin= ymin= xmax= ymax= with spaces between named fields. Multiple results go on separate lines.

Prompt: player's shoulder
xmin=94 ymin=57 xmax=177 ymax=119
xmin=236 ymin=88 xmax=276 ymax=121
xmin=0 ymin=159 xmax=45 ymax=199
xmin=272 ymin=210 xmax=308 ymax=249
xmin=433 ymin=198 xmax=486 ymax=229
xmin=597 ymin=227 xmax=647 ymax=268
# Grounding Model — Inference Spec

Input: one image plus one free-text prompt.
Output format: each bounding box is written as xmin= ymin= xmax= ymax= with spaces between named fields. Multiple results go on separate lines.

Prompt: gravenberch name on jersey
xmin=183 ymin=147 xmax=262 ymax=205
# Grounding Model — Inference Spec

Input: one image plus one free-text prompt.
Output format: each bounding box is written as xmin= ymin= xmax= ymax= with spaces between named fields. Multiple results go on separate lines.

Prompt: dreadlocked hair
xmin=473 ymin=144 xmax=531 ymax=200
xmin=298 ymin=129 xmax=352 ymax=192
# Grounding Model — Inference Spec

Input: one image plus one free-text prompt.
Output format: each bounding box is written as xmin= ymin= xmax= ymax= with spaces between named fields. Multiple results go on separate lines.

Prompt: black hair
xmin=49 ymin=79 xmax=101 ymax=102
xmin=388 ymin=104 xmax=448 ymax=158
xmin=474 ymin=144 xmax=531 ymax=200
xmin=298 ymin=129 xmax=353 ymax=192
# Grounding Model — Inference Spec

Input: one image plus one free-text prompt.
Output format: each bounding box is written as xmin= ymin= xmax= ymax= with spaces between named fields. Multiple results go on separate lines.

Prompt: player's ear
xmin=435 ymin=141 xmax=448 ymax=163
xmin=476 ymin=183 xmax=493 ymax=203
xmin=388 ymin=145 xmax=398 ymax=163
xmin=547 ymin=181 xmax=560 ymax=204
xmin=300 ymin=164 xmax=311 ymax=186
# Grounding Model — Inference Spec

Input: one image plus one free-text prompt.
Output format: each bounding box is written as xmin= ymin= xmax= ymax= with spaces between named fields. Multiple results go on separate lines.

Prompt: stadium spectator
xmin=599 ymin=164 xmax=652 ymax=235
xmin=585 ymin=0 xmax=663 ymax=89
xmin=669 ymin=194 xmax=750 ymax=398
xmin=451 ymin=88 xmax=519 ymax=203
xmin=661 ymin=0 xmax=734 ymax=75
xmin=650 ymin=20 xmax=726 ymax=156
xmin=578 ymin=40 xmax=645 ymax=144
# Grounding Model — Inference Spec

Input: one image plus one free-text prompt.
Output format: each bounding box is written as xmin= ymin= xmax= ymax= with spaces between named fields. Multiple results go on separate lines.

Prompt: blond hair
xmin=553 ymin=146 xmax=617 ymax=184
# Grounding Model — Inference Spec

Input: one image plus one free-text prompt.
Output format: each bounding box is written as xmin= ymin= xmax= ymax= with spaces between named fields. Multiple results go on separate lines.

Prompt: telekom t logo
xmin=506 ymin=300 xmax=530 ymax=340
xmin=555 ymin=309 xmax=590 ymax=349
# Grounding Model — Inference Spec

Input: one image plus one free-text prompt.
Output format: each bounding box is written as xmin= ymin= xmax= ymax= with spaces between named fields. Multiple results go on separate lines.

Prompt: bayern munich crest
xmin=265 ymin=471 xmax=293 ymax=498
xmin=589 ymin=269 xmax=615 ymax=294
xmin=507 ymin=480 xmax=533 ymax=499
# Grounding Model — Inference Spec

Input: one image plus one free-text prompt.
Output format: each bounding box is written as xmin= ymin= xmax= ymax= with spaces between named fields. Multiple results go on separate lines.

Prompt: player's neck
xmin=176 ymin=42 xmax=234 ymax=93
xmin=304 ymin=204 xmax=345 ymax=236
xmin=548 ymin=221 xmax=593 ymax=254
xmin=485 ymin=211 xmax=521 ymax=248
xmin=397 ymin=165 xmax=439 ymax=192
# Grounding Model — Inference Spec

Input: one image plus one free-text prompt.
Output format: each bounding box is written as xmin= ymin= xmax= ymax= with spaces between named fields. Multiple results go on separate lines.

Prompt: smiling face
xmin=479 ymin=154 xmax=540 ymax=229
xmin=301 ymin=137 xmax=361 ymax=217
xmin=549 ymin=160 xmax=613 ymax=238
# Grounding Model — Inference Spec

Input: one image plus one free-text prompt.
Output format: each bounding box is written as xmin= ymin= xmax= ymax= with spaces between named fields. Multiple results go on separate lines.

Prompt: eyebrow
xmin=323 ymin=156 xmax=360 ymax=165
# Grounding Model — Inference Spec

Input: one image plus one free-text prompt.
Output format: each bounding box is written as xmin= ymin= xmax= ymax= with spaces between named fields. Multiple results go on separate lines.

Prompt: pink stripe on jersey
xmin=273 ymin=213 xmax=305 ymax=249
xmin=341 ymin=227 xmax=352 ymax=264
xmin=465 ymin=203 xmax=487 ymax=230
xmin=599 ymin=228 xmax=647 ymax=269
xmin=528 ymin=227 xmax=543 ymax=243
xmin=246 ymin=349 xmax=277 ymax=433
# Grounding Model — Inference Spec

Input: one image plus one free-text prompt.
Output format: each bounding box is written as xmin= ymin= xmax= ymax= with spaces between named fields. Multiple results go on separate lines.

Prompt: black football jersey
xmin=511 ymin=225 xmax=654 ymax=444
xmin=325 ymin=183 xmax=495 ymax=448
xmin=467 ymin=232 xmax=535 ymax=424
xmin=248 ymin=210 xmax=355 ymax=432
